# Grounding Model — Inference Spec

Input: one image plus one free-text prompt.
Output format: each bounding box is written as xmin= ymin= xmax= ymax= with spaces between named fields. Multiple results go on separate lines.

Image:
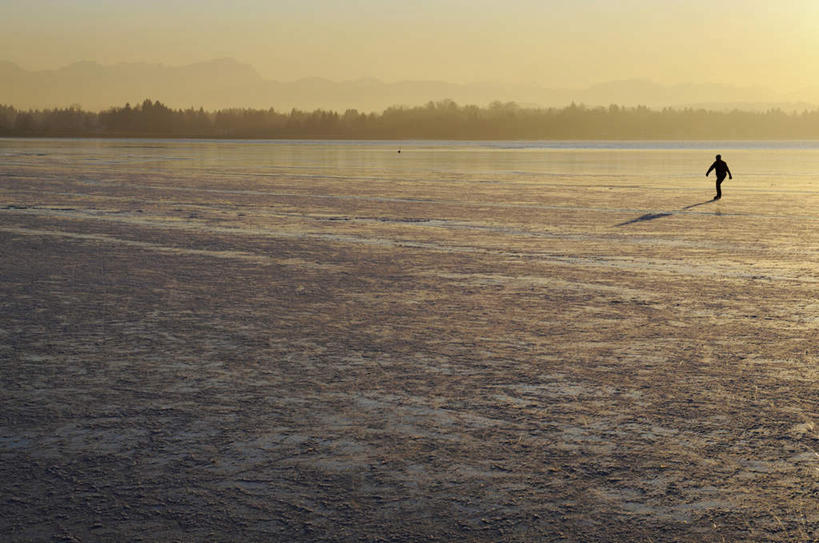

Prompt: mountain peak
xmin=0 ymin=60 xmax=23 ymax=72
xmin=194 ymin=57 xmax=252 ymax=69
xmin=63 ymin=60 xmax=105 ymax=72
xmin=0 ymin=59 xmax=811 ymax=112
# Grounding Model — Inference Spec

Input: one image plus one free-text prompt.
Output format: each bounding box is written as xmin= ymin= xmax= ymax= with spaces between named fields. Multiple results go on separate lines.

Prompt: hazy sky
xmin=2 ymin=0 xmax=818 ymax=92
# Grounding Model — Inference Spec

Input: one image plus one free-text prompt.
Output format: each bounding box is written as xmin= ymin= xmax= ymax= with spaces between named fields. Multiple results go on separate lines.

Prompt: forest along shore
xmin=6 ymin=100 xmax=819 ymax=139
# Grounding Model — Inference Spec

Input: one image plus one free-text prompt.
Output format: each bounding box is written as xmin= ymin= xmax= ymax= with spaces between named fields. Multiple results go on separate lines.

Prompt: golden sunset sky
xmin=2 ymin=0 xmax=818 ymax=92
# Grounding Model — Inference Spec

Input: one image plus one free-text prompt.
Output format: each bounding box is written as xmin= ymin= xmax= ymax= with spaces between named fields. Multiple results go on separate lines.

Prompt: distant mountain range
xmin=1 ymin=58 xmax=816 ymax=112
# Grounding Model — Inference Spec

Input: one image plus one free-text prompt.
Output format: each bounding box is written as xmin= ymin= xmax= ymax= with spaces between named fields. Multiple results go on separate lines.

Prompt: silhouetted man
xmin=706 ymin=154 xmax=732 ymax=200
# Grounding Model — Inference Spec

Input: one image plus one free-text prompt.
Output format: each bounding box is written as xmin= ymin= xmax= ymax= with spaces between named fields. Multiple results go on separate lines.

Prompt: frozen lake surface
xmin=1 ymin=138 xmax=818 ymax=541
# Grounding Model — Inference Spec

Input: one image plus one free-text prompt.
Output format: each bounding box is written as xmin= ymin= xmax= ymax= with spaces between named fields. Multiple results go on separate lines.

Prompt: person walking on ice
xmin=706 ymin=154 xmax=732 ymax=200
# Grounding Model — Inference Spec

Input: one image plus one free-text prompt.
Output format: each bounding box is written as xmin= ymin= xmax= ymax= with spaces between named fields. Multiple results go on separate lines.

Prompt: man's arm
xmin=706 ymin=162 xmax=715 ymax=176
xmin=726 ymin=165 xmax=732 ymax=179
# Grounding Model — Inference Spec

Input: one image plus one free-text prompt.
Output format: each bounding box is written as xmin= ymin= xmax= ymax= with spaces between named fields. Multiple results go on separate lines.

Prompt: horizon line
xmin=0 ymin=57 xmax=787 ymax=93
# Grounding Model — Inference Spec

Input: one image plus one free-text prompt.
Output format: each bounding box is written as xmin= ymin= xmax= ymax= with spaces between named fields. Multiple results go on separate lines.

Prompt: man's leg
xmin=715 ymin=176 xmax=723 ymax=199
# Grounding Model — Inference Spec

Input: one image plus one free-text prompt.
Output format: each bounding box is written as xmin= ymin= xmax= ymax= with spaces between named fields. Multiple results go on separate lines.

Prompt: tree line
xmin=4 ymin=99 xmax=819 ymax=139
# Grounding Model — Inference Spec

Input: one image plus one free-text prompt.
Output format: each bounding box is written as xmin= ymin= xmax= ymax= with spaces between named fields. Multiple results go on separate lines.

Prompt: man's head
xmin=716 ymin=154 xmax=722 ymax=160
